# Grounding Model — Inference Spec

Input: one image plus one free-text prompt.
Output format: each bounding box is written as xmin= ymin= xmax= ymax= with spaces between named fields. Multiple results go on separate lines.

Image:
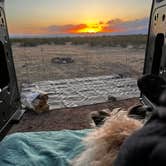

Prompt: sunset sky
xmin=5 ymin=0 xmax=152 ymax=36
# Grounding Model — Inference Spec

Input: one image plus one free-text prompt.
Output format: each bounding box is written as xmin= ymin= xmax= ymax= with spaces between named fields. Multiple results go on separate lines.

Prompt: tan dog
xmin=72 ymin=108 xmax=142 ymax=166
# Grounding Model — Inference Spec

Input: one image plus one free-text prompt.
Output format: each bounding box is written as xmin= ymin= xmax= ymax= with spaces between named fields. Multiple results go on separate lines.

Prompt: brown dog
xmin=72 ymin=108 xmax=142 ymax=166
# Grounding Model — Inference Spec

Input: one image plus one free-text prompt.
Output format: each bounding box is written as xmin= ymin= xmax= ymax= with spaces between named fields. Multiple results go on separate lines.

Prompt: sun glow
xmin=77 ymin=23 xmax=103 ymax=33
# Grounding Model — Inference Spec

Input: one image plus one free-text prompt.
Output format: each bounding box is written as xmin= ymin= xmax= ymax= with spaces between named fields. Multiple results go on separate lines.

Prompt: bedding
xmin=0 ymin=130 xmax=91 ymax=166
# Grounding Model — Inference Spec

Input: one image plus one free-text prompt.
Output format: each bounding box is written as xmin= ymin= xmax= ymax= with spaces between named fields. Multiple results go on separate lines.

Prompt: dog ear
xmin=128 ymin=105 xmax=147 ymax=120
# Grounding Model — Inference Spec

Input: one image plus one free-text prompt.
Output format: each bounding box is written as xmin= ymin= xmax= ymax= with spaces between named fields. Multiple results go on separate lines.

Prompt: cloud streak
xmin=45 ymin=24 xmax=88 ymax=34
xmin=104 ymin=18 xmax=149 ymax=34
xmin=42 ymin=17 xmax=149 ymax=35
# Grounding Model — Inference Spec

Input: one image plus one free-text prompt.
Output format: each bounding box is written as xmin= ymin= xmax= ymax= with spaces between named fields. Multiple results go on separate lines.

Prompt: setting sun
xmin=77 ymin=23 xmax=103 ymax=33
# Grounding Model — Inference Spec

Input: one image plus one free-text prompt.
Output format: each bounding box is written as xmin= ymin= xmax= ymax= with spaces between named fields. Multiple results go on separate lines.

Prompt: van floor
xmin=9 ymin=98 xmax=139 ymax=134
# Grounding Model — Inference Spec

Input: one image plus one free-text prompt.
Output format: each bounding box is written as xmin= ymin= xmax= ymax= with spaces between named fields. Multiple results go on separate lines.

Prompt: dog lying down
xmin=71 ymin=108 xmax=142 ymax=166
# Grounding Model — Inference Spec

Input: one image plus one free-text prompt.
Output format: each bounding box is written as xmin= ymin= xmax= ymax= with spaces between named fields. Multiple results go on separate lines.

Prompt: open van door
xmin=0 ymin=0 xmax=22 ymax=140
xmin=142 ymin=0 xmax=166 ymax=107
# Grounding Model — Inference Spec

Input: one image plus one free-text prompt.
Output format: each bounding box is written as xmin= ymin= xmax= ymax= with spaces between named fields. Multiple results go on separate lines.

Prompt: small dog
xmin=114 ymin=107 xmax=166 ymax=166
xmin=71 ymin=108 xmax=142 ymax=166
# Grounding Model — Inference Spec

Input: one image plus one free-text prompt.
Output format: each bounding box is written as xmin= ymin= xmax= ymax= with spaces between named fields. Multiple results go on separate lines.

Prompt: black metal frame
xmin=0 ymin=1 xmax=21 ymax=140
xmin=142 ymin=0 xmax=166 ymax=108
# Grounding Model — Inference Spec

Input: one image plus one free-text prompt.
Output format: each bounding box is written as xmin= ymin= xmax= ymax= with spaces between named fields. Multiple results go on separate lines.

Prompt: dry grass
xmin=12 ymin=42 xmax=145 ymax=85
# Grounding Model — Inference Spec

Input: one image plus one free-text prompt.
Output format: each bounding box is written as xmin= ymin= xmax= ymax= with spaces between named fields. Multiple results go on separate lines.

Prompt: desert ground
xmin=9 ymin=36 xmax=146 ymax=133
xmin=12 ymin=43 xmax=145 ymax=86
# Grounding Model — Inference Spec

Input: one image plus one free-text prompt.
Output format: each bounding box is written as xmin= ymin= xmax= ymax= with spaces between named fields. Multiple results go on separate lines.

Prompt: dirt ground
xmin=9 ymin=44 xmax=143 ymax=134
xmin=12 ymin=44 xmax=145 ymax=85
xmin=9 ymin=98 xmax=140 ymax=134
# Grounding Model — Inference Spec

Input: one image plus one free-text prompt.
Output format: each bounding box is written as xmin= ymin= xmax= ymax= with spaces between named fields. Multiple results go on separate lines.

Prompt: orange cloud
xmin=9 ymin=18 xmax=149 ymax=35
xmin=45 ymin=22 xmax=114 ymax=34
xmin=44 ymin=24 xmax=88 ymax=34
xmin=45 ymin=18 xmax=148 ymax=34
xmin=68 ymin=24 xmax=88 ymax=33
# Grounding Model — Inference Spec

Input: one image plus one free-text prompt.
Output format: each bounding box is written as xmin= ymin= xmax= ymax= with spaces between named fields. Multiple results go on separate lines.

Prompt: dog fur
xmin=71 ymin=108 xmax=142 ymax=166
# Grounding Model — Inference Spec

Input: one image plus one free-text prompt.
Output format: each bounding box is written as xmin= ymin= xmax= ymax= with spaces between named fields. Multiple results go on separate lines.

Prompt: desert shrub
xmin=19 ymin=42 xmax=39 ymax=47
xmin=11 ymin=35 xmax=147 ymax=48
